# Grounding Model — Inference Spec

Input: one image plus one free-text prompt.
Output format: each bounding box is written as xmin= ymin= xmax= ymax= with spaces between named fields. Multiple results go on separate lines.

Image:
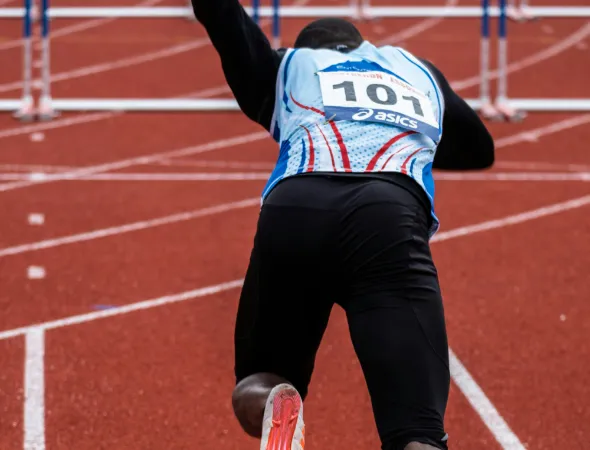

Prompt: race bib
xmin=318 ymin=70 xmax=441 ymax=142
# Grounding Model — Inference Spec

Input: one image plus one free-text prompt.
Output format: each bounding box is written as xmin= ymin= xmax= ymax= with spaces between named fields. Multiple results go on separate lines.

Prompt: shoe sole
xmin=263 ymin=385 xmax=303 ymax=450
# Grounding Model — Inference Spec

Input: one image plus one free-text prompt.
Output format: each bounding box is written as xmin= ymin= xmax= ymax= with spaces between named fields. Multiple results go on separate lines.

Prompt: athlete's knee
xmin=231 ymin=372 xmax=291 ymax=438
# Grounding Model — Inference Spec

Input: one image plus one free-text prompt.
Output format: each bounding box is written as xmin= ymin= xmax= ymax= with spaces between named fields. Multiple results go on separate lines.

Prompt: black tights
xmin=234 ymin=175 xmax=451 ymax=450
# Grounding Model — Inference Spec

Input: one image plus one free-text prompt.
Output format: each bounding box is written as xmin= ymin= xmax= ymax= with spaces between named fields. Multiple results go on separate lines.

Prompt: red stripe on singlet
xmin=301 ymin=125 xmax=316 ymax=172
xmin=316 ymin=124 xmax=337 ymax=171
xmin=365 ymin=131 xmax=416 ymax=172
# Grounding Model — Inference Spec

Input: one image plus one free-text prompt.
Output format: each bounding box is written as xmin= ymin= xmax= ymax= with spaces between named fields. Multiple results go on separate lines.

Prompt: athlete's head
xmin=294 ymin=18 xmax=363 ymax=52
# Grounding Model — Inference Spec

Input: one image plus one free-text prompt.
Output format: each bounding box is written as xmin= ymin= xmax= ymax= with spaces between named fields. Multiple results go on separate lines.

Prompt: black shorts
xmin=234 ymin=173 xmax=450 ymax=450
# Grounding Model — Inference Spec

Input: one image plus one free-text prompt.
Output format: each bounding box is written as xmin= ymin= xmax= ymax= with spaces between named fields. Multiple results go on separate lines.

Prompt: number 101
xmin=333 ymin=81 xmax=424 ymax=117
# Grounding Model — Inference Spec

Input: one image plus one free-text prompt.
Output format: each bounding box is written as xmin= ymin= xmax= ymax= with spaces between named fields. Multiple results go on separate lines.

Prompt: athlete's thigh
xmin=234 ymin=182 xmax=338 ymax=399
xmin=339 ymin=182 xmax=450 ymax=449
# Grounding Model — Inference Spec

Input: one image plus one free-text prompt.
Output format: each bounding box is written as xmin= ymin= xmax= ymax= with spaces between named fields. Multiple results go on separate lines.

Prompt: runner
xmin=190 ymin=2 xmax=495 ymax=449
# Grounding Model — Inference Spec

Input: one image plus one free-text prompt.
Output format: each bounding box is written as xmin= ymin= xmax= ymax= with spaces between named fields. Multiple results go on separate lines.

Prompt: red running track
xmin=0 ymin=0 xmax=589 ymax=449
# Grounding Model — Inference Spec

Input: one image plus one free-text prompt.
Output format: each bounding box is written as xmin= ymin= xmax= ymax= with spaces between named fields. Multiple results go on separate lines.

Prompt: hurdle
xmin=0 ymin=0 xmax=34 ymax=120
xmin=1 ymin=2 xmax=590 ymax=120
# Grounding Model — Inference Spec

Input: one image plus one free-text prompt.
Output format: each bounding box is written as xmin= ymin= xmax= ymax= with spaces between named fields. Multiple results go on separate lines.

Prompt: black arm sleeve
xmin=190 ymin=0 xmax=284 ymax=131
xmin=420 ymin=59 xmax=495 ymax=170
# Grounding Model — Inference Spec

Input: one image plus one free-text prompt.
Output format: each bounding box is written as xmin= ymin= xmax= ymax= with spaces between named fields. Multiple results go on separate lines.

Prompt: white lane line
xmin=0 ymin=112 xmax=116 ymax=140
xmin=156 ymin=159 xmax=275 ymax=170
xmin=449 ymin=349 xmax=526 ymax=450
xmin=2 ymin=110 xmax=588 ymax=194
xmin=0 ymin=131 xmax=270 ymax=192
xmin=0 ymin=0 xmax=310 ymax=92
xmin=431 ymin=195 xmax=590 ymax=243
xmin=0 ymin=0 xmax=166 ymax=52
xmin=0 ymin=198 xmax=259 ymax=258
xmin=0 ymin=171 xmax=588 ymax=182
xmin=493 ymin=114 xmax=590 ymax=148
xmin=434 ymin=172 xmax=590 ymax=181
xmin=0 ymin=164 xmax=76 ymax=173
xmin=0 ymin=84 xmax=233 ymax=142
xmin=3 ymin=193 xmax=589 ymax=450
xmin=23 ymin=328 xmax=45 ymax=450
xmin=376 ymin=0 xmax=459 ymax=46
xmin=493 ymin=161 xmax=590 ymax=172
xmin=0 ymin=172 xmax=271 ymax=181
xmin=0 ymin=280 xmax=244 ymax=340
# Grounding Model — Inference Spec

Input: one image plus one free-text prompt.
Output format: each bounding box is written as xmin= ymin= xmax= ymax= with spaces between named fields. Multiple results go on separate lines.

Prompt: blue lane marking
xmin=93 ymin=304 xmax=117 ymax=311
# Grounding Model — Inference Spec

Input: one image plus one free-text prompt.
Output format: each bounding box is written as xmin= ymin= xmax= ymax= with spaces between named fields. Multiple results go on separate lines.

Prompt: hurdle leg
xmin=13 ymin=0 xmax=35 ymax=122
xmin=38 ymin=0 xmax=58 ymax=120
xmin=495 ymin=0 xmax=526 ymax=122
xmin=272 ymin=0 xmax=280 ymax=48
xmin=479 ymin=0 xmax=502 ymax=121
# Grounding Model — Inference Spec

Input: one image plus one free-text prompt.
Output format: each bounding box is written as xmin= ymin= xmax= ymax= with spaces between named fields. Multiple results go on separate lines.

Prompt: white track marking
xmin=28 ymin=213 xmax=45 ymax=225
xmin=0 ymin=83 xmax=230 ymax=141
xmin=2 ymin=110 xmax=587 ymax=194
xmin=0 ymin=131 xmax=269 ymax=192
xmin=0 ymin=172 xmax=271 ymax=181
xmin=0 ymin=171 xmax=589 ymax=182
xmin=26 ymin=266 xmax=46 ymax=279
xmin=431 ymin=195 xmax=590 ymax=243
xmin=0 ymin=0 xmax=309 ymax=93
xmin=434 ymin=172 xmax=590 ymax=181
xmin=376 ymin=0 xmax=459 ymax=46
xmin=0 ymin=39 xmax=212 ymax=94
xmin=0 ymin=280 xmax=244 ymax=340
xmin=2 ymin=194 xmax=590 ymax=450
xmin=156 ymin=159 xmax=275 ymax=169
xmin=0 ymin=164 xmax=76 ymax=172
xmin=493 ymin=161 xmax=590 ymax=172
xmin=0 ymin=0 xmax=165 ymax=52
xmin=494 ymin=114 xmax=590 ymax=148
xmin=0 ymin=185 xmax=588 ymax=261
xmin=23 ymin=328 xmax=45 ymax=450
xmin=449 ymin=349 xmax=526 ymax=450
xmin=452 ymin=23 xmax=590 ymax=90
xmin=0 ymin=112 xmax=115 ymax=140
xmin=0 ymin=198 xmax=259 ymax=258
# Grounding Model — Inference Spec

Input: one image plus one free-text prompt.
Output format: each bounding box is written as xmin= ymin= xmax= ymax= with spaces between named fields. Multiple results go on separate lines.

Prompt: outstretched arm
xmin=190 ymin=0 xmax=284 ymax=130
xmin=420 ymin=59 xmax=495 ymax=170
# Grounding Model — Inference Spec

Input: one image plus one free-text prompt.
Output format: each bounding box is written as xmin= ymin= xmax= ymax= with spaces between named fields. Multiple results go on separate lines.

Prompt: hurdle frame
xmin=1 ymin=3 xmax=590 ymax=117
xmin=0 ymin=0 xmax=33 ymax=118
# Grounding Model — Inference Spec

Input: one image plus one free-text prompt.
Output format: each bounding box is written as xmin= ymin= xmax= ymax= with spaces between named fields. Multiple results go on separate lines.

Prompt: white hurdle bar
xmin=1 ymin=6 xmax=590 ymax=19
xmin=48 ymin=98 xmax=590 ymax=112
xmin=38 ymin=6 xmax=590 ymax=19
xmin=0 ymin=100 xmax=24 ymax=111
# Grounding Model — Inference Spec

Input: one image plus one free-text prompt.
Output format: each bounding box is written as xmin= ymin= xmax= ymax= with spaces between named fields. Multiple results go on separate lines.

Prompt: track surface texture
xmin=0 ymin=0 xmax=589 ymax=449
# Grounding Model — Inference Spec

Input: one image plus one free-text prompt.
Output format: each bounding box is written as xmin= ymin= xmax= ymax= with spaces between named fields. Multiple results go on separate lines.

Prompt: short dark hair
xmin=294 ymin=18 xmax=363 ymax=51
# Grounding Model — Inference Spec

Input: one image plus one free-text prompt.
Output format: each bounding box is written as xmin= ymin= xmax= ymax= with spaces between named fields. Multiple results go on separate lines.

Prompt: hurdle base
xmin=495 ymin=99 xmax=527 ymax=123
xmin=4 ymin=97 xmax=35 ymax=122
xmin=38 ymin=96 xmax=60 ymax=121
xmin=479 ymin=101 xmax=504 ymax=122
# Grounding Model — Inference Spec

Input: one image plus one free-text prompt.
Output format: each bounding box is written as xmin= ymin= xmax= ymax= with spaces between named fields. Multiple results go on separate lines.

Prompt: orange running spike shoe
xmin=260 ymin=384 xmax=305 ymax=450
